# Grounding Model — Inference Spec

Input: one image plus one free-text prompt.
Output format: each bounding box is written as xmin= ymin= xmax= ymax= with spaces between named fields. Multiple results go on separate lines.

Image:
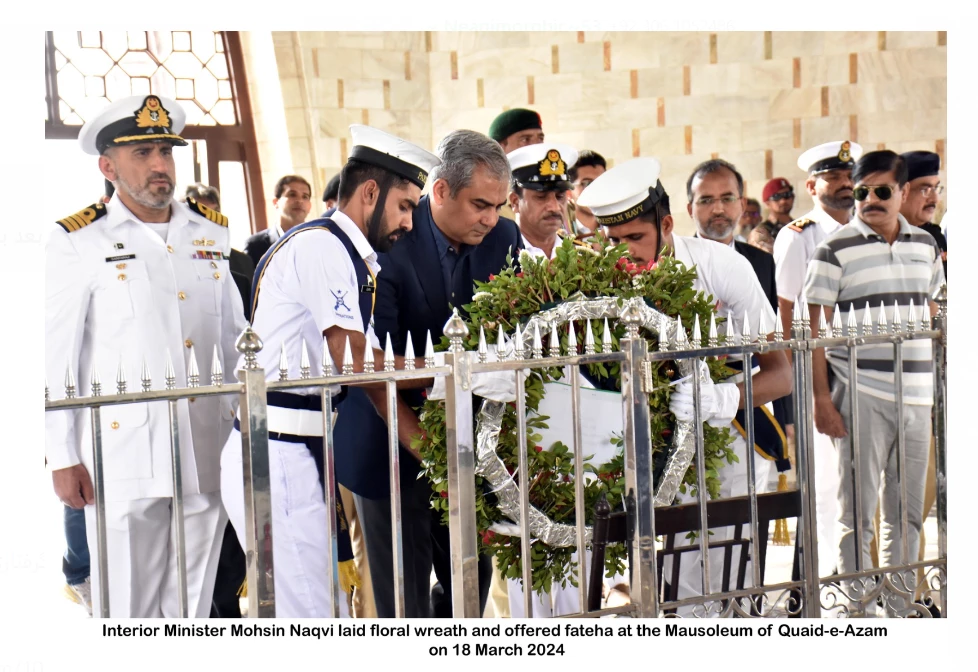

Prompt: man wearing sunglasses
xmin=900 ymin=151 xmax=946 ymax=275
xmin=762 ymin=177 xmax=795 ymax=231
xmin=772 ymin=139 xmax=863 ymax=578
xmin=804 ymin=150 xmax=945 ymax=617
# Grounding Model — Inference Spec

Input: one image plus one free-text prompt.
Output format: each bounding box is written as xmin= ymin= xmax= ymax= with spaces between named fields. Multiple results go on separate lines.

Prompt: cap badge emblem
xmin=838 ymin=141 xmax=852 ymax=163
xmin=134 ymin=95 xmax=172 ymax=130
xmin=539 ymin=149 xmax=566 ymax=178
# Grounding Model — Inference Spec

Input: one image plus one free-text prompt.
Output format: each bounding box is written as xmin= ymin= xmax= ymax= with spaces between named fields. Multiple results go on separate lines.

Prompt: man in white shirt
xmin=772 ymin=139 xmax=863 ymax=576
xmin=578 ymin=157 xmax=792 ymax=612
xmin=46 ymin=95 xmax=248 ymax=617
xmin=220 ymin=125 xmax=441 ymax=618
xmin=507 ymin=143 xmax=580 ymax=260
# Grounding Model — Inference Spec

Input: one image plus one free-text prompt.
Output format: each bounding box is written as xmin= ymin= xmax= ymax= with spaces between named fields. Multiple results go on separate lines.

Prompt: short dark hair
xmin=185 ymin=183 xmax=221 ymax=210
xmin=568 ymin=150 xmax=607 ymax=182
xmin=686 ymin=159 xmax=744 ymax=202
xmin=746 ymin=197 xmax=761 ymax=210
xmin=274 ymin=175 xmax=312 ymax=199
xmin=337 ymin=159 xmax=411 ymax=205
xmin=852 ymin=150 xmax=908 ymax=187
xmin=322 ymin=173 xmax=341 ymax=203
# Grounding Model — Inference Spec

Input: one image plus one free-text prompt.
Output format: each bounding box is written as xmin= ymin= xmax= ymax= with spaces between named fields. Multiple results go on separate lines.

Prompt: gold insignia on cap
xmin=539 ymin=149 xmax=567 ymax=177
xmin=134 ymin=95 xmax=172 ymax=129
xmin=417 ymin=170 xmax=427 ymax=186
xmin=838 ymin=141 xmax=852 ymax=163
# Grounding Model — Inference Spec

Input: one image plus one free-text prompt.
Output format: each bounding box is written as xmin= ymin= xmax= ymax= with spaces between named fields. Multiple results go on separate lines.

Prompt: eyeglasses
xmin=853 ymin=185 xmax=895 ymax=201
xmin=694 ymin=195 xmax=740 ymax=208
xmin=769 ymin=191 xmax=794 ymax=202
xmin=916 ymin=184 xmax=944 ymax=197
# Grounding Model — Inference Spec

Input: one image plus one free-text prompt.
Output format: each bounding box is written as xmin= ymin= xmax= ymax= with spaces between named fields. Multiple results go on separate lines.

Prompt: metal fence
xmin=44 ymin=286 xmax=947 ymax=619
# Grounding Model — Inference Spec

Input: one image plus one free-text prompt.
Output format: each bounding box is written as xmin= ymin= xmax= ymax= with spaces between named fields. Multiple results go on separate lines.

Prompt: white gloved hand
xmin=668 ymin=363 xmax=741 ymax=428
xmin=427 ymin=344 xmax=522 ymax=403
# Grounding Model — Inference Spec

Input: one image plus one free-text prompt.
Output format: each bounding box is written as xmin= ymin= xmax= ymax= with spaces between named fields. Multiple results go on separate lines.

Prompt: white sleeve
xmin=719 ymin=247 xmax=778 ymax=338
xmin=45 ymin=227 xmax=91 ymax=470
xmin=773 ymin=231 xmax=807 ymax=303
xmin=293 ymin=231 xmax=366 ymax=335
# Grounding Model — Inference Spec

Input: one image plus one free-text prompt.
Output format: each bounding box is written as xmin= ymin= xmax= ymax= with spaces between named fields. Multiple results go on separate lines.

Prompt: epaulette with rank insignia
xmin=786 ymin=218 xmax=815 ymax=233
xmin=187 ymin=197 xmax=229 ymax=227
xmin=56 ymin=202 xmax=107 ymax=233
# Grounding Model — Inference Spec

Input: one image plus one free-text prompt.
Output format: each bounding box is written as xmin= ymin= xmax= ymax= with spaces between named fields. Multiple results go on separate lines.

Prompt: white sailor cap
xmin=576 ymin=157 xmax=666 ymax=227
xmin=78 ymin=94 xmax=188 ymax=156
xmin=348 ymin=124 xmax=441 ymax=189
xmin=507 ymin=142 xmax=579 ymax=191
xmin=797 ymin=140 xmax=863 ymax=175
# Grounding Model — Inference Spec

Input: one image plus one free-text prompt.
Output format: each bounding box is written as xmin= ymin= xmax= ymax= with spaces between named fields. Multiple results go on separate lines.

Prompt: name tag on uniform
xmin=360 ymin=284 xmax=375 ymax=294
xmin=106 ymin=254 xmax=136 ymax=262
xmin=192 ymin=250 xmax=225 ymax=261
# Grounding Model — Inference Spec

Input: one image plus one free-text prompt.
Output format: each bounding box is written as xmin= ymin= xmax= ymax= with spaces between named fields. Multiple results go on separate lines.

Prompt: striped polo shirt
xmin=803 ymin=215 xmax=945 ymax=405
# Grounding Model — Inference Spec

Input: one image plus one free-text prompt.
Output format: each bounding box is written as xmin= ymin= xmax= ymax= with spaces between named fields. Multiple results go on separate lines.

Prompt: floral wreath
xmin=414 ymin=238 xmax=737 ymax=594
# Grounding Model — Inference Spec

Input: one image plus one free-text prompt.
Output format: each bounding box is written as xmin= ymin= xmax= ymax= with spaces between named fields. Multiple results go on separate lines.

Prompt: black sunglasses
xmin=770 ymin=191 xmax=794 ymax=202
xmin=853 ymin=185 xmax=894 ymax=202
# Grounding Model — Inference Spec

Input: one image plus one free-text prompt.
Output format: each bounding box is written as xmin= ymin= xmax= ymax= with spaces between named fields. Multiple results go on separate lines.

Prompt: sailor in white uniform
xmin=772 ymin=139 xmax=862 ymax=577
xmin=219 ymin=125 xmax=441 ymax=617
xmin=577 ymin=157 xmax=792 ymax=613
xmin=45 ymin=95 xmax=248 ymax=617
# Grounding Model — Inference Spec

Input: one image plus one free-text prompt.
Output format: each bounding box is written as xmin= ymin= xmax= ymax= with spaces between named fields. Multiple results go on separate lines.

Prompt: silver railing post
xmin=932 ymin=285 xmax=948 ymax=616
xmin=235 ymin=327 xmax=275 ymax=617
xmin=443 ymin=310 xmax=481 ymax=617
xmin=793 ymin=302 xmax=820 ymax=617
xmin=620 ymin=301 xmax=657 ymax=618
xmin=86 ymin=366 xmax=110 ymax=618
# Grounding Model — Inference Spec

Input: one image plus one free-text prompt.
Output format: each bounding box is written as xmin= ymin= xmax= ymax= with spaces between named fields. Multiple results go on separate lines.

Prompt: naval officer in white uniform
xmin=772 ymin=140 xmax=862 ymax=577
xmin=219 ymin=125 xmax=441 ymax=617
xmin=45 ymin=95 xmax=248 ymax=617
xmin=577 ymin=157 xmax=792 ymax=613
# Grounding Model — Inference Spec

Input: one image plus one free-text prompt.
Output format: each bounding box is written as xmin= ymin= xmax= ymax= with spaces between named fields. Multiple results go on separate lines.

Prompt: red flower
xmin=440 ymin=490 xmax=448 ymax=498
xmin=489 ymin=274 xmax=496 ymax=281
xmin=615 ymin=256 xmax=629 ymax=271
xmin=534 ymin=446 xmax=543 ymax=453
xmin=661 ymin=428 xmax=673 ymax=437
xmin=421 ymin=390 xmax=427 ymax=399
xmin=516 ymin=272 xmax=524 ymax=278
xmin=481 ymin=530 xmax=496 ymax=544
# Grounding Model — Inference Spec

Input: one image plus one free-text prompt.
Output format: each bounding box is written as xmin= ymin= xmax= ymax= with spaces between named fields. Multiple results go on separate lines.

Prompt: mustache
xmin=147 ymin=173 xmax=173 ymax=186
xmin=863 ymin=205 xmax=887 ymax=213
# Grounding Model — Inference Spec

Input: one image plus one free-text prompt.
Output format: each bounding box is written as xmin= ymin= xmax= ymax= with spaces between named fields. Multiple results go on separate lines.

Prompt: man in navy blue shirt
xmin=333 ymin=130 xmax=521 ymax=617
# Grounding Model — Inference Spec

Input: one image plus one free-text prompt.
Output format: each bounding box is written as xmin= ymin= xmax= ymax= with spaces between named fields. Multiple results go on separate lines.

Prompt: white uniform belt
xmin=266 ymin=405 xmax=324 ymax=437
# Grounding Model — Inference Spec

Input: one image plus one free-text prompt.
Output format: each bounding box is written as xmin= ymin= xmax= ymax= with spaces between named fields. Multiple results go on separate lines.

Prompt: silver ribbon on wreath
xmin=477 ymin=295 xmax=708 ymax=548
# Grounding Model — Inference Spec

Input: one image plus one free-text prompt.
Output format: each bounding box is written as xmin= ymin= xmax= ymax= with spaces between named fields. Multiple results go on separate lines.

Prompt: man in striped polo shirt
xmin=803 ymin=150 xmax=945 ymax=615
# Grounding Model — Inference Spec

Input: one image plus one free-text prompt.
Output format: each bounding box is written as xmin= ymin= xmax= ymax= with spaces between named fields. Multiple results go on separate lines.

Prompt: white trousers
xmin=506 ymin=549 xmax=626 ymax=618
xmin=661 ymin=434 xmax=775 ymax=616
xmin=221 ymin=428 xmax=350 ymax=618
xmin=86 ymin=492 xmax=226 ymax=618
xmin=812 ymin=429 xmax=841 ymax=577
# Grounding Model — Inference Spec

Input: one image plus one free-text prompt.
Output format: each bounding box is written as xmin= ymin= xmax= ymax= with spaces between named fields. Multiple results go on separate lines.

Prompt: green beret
xmin=488 ymin=108 xmax=543 ymax=143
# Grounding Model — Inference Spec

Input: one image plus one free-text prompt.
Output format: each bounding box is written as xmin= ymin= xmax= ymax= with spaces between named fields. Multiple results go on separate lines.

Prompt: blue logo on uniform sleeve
xmin=331 ymin=289 xmax=351 ymax=312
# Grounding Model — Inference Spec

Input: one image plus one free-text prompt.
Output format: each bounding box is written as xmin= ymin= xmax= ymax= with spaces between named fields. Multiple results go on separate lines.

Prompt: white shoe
xmin=64 ymin=577 xmax=93 ymax=616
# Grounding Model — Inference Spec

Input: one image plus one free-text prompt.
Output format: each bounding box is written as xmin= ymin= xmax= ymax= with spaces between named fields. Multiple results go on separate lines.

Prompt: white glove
xmin=669 ymin=362 xmax=740 ymax=428
xmin=427 ymin=344 xmax=522 ymax=403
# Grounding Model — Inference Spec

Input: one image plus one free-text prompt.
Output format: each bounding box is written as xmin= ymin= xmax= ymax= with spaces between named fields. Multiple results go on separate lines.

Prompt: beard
xmin=366 ymin=199 xmax=407 ymax=253
xmin=697 ymin=216 xmax=736 ymax=241
xmin=117 ymin=172 xmax=173 ymax=210
xmin=819 ymin=187 xmax=855 ymax=211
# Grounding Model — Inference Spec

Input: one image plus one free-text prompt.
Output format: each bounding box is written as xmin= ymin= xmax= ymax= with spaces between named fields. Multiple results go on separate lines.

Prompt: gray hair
xmin=430 ymin=129 xmax=511 ymax=198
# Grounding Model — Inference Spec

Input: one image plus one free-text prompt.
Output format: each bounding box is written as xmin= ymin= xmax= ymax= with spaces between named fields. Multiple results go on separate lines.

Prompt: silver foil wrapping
xmin=472 ymin=295 xmax=711 ymax=546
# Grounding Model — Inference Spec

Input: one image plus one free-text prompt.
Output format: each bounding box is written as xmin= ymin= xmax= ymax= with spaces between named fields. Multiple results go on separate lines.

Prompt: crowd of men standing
xmin=49 ymin=94 xmax=945 ymax=620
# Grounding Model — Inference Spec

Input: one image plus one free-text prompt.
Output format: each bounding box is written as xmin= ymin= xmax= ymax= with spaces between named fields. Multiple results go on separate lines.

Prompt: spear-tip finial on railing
xmin=741 ymin=309 xmax=752 ymax=345
xmin=116 ymin=356 xmax=128 ymax=395
xmin=876 ymin=300 xmax=888 ymax=335
xmin=424 ymin=330 xmax=436 ymax=368
xmin=862 ymin=301 xmax=874 ymax=336
xmin=619 ymin=299 xmax=642 ymax=342
xmin=299 ymin=340 xmax=311 ymax=380
xmin=584 ymin=319 xmax=596 ymax=355
xmin=709 ymin=311 xmax=719 ymax=347
xmin=774 ymin=306 xmax=784 ymax=343
xmin=235 ymin=326 xmax=264 ymax=371
xmin=210 ymin=346 xmax=224 ymax=387
xmin=478 ymin=325 xmax=488 ymax=363
xmin=384 ymin=336 xmax=395 ymax=373
xmin=90 ymin=366 xmax=102 ymax=397
xmin=278 ymin=343 xmax=290 ymax=382
xmin=187 ymin=346 xmax=200 ymax=388
xmin=846 ymin=306 xmax=858 ymax=338
xmin=549 ymin=322 xmax=560 ymax=358
xmin=141 ymin=357 xmax=153 ymax=392
xmin=165 ymin=350 xmax=176 ymax=390
xmin=907 ymin=298 xmax=917 ymax=334
xmin=602 ymin=317 xmax=614 ymax=353
xmin=674 ymin=317 xmax=689 ymax=351
xmin=832 ymin=305 xmax=843 ymax=338
xmin=404 ymin=332 xmax=416 ymax=370
xmin=818 ymin=305 xmax=829 ymax=339
xmin=444 ymin=308 xmax=469 ymax=353
xmin=514 ymin=324 xmax=525 ymax=361
xmin=892 ymin=299 xmax=903 ymax=334
xmin=64 ymin=361 xmax=76 ymax=400
xmin=567 ymin=320 xmax=578 ymax=354
xmin=362 ymin=336 xmax=375 ymax=373
xmin=531 ymin=322 xmax=543 ymax=359
xmin=342 ymin=336 xmax=354 ymax=375
xmin=321 ymin=337 xmax=332 ymax=377
xmin=692 ymin=314 xmax=702 ymax=348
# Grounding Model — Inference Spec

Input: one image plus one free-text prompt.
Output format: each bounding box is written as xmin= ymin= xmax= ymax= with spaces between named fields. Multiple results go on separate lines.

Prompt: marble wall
xmin=247 ymin=31 xmax=946 ymax=233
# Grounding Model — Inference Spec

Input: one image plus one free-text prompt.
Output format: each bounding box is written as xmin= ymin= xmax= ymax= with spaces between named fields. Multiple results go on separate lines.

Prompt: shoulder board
xmin=56 ymin=202 xmax=107 ymax=233
xmin=187 ymin=197 xmax=229 ymax=227
xmin=786 ymin=218 xmax=815 ymax=233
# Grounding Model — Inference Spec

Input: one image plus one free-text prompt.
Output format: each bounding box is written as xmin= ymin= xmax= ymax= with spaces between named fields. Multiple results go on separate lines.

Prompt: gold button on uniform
xmin=117 ymin=273 xmax=127 ymax=281
xmin=185 ymin=339 xmax=193 ymax=349
xmin=210 ymin=261 xmax=218 ymax=269
xmin=116 ymin=263 xmax=127 ymax=270
xmin=167 ymin=245 xmax=174 ymax=253
xmin=110 ymin=421 xmax=119 ymax=430
xmin=213 ymin=272 xmax=221 ymax=280
xmin=178 ymin=291 xmax=187 ymax=300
